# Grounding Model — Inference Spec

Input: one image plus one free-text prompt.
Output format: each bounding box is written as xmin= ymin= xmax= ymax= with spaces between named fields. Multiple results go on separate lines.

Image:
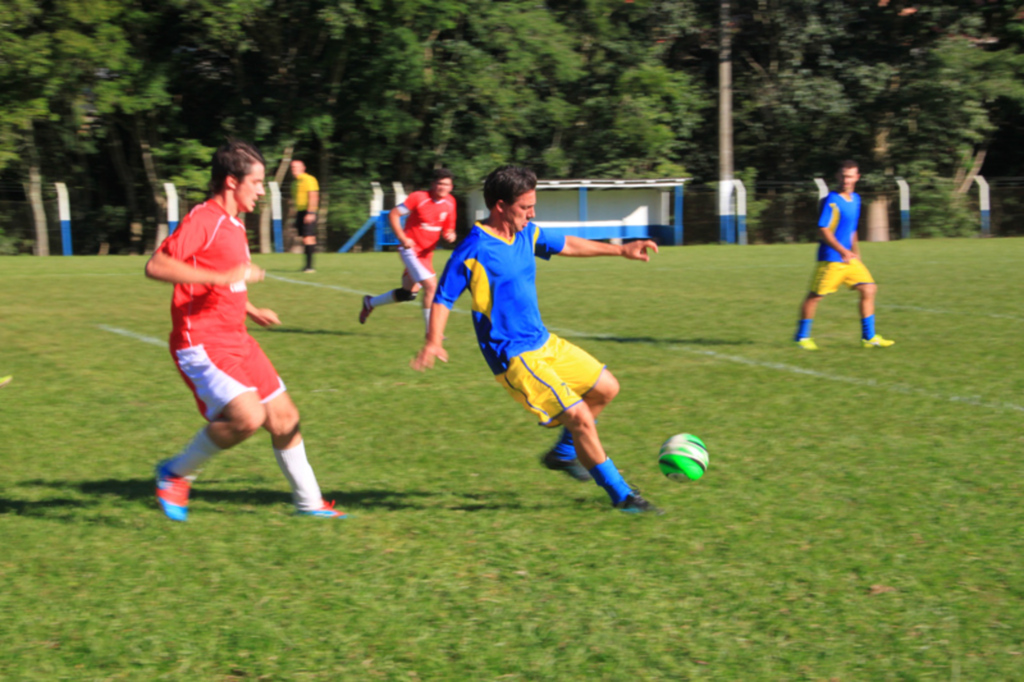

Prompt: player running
xmin=144 ymin=140 xmax=346 ymax=521
xmin=794 ymin=160 xmax=895 ymax=350
xmin=412 ymin=165 xmax=662 ymax=514
xmin=360 ymin=169 xmax=457 ymax=334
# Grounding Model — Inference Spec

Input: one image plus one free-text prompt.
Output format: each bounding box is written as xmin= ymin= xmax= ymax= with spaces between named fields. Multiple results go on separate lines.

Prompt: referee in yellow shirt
xmin=290 ymin=159 xmax=320 ymax=273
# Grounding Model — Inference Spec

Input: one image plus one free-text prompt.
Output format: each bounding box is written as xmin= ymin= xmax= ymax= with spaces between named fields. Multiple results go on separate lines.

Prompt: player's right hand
xmin=411 ymin=343 xmax=448 ymax=372
xmin=223 ymin=263 xmax=265 ymax=286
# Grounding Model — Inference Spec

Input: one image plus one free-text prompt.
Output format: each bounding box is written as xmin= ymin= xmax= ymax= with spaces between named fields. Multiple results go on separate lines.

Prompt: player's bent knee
xmin=229 ymin=410 xmax=265 ymax=439
xmin=596 ymin=370 xmax=620 ymax=401
xmin=559 ymin=402 xmax=596 ymax=435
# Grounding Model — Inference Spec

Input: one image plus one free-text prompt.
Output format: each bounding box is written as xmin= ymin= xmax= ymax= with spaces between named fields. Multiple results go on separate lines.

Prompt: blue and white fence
xmin=718 ymin=179 xmax=747 ymax=244
xmin=268 ymin=181 xmax=284 ymax=253
xmin=164 ymin=182 xmax=179 ymax=236
xmin=55 ymin=182 xmax=71 ymax=256
xmin=895 ymin=177 xmax=910 ymax=238
xmin=975 ymin=175 xmax=990 ymax=236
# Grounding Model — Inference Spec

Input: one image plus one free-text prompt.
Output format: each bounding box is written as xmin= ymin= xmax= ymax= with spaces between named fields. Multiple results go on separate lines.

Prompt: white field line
xmin=544 ymin=325 xmax=1024 ymax=415
xmin=102 ymin=276 xmax=1022 ymax=415
xmin=265 ymin=273 xmax=370 ymax=296
xmin=96 ymin=325 xmax=165 ymax=347
xmin=879 ymin=304 xmax=1024 ymax=323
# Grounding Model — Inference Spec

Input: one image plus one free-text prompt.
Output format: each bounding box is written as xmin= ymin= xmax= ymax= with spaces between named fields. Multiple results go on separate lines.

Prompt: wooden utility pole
xmin=718 ymin=0 xmax=735 ymax=243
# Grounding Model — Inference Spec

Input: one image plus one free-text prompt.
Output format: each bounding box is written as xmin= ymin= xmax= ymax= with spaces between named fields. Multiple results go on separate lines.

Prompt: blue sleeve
xmin=434 ymin=242 xmax=472 ymax=309
xmin=533 ymin=223 xmax=565 ymax=260
xmin=818 ymin=193 xmax=838 ymax=229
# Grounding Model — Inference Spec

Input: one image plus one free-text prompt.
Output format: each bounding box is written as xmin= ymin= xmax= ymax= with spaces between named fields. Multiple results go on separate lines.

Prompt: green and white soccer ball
xmin=658 ymin=433 xmax=709 ymax=481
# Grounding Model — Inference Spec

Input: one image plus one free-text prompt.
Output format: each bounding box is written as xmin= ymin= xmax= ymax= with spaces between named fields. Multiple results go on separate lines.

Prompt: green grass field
xmin=2 ymin=238 xmax=1022 ymax=680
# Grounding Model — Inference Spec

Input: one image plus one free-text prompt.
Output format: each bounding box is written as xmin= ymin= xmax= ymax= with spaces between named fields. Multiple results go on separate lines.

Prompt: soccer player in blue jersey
xmin=794 ymin=160 xmax=895 ymax=350
xmin=412 ymin=165 xmax=662 ymax=514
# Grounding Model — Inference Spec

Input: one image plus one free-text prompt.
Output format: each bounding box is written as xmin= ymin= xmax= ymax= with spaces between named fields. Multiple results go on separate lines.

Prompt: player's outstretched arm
xmin=412 ymin=303 xmax=451 ymax=371
xmin=558 ymin=236 xmax=659 ymax=261
xmin=145 ymin=251 xmax=265 ymax=286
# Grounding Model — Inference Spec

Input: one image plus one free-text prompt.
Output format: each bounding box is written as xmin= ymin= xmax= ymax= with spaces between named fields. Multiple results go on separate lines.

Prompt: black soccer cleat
xmin=541 ymin=448 xmax=593 ymax=482
xmin=614 ymin=493 xmax=664 ymax=515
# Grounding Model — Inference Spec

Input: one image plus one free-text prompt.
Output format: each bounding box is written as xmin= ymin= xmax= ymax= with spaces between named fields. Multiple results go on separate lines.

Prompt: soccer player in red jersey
xmin=359 ymin=169 xmax=457 ymax=334
xmin=145 ymin=139 xmax=345 ymax=521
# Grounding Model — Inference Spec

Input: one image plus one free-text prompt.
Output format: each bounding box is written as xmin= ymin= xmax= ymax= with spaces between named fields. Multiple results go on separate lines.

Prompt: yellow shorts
xmin=496 ymin=333 xmax=606 ymax=427
xmin=809 ymin=260 xmax=875 ymax=296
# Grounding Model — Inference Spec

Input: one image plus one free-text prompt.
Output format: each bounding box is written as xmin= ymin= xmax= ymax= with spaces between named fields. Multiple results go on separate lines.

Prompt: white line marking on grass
xmin=880 ymin=304 xmax=1024 ymax=322
xmin=97 ymin=325 xmax=166 ymax=347
xmin=545 ymin=325 xmax=1024 ymax=414
xmin=265 ymin=273 xmax=371 ymax=296
xmin=265 ymin=276 xmax=1023 ymax=414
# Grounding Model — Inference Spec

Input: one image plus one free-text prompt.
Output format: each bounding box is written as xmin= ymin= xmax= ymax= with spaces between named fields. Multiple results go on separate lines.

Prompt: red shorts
xmin=171 ymin=335 xmax=285 ymax=420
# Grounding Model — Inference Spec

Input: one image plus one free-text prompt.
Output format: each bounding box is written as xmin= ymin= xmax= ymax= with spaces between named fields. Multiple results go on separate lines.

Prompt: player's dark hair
xmin=483 ymin=165 xmax=537 ymax=209
xmin=432 ymin=168 xmax=454 ymax=184
xmin=210 ymin=139 xmax=266 ymax=194
xmin=838 ymin=159 xmax=859 ymax=173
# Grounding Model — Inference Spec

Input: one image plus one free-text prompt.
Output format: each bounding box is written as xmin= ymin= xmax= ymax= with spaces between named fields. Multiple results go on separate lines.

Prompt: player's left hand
xmin=303 ymin=213 xmax=317 ymax=224
xmin=411 ymin=342 xmax=448 ymax=372
xmin=442 ymin=230 xmax=456 ymax=243
xmin=248 ymin=308 xmax=281 ymax=327
xmin=622 ymin=239 xmax=659 ymax=262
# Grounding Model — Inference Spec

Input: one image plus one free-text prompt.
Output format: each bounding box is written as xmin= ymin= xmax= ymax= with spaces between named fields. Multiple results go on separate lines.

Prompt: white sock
xmin=423 ymin=307 xmax=431 ymax=333
xmin=274 ymin=439 xmax=324 ymax=511
xmin=369 ymin=291 xmax=396 ymax=308
xmin=166 ymin=427 xmax=221 ymax=479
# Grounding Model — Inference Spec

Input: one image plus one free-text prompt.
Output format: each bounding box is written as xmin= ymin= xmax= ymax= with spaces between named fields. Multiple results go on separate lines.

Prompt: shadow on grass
xmin=261 ymin=327 xmax=353 ymax=337
xmin=6 ymin=479 xmax=522 ymax=515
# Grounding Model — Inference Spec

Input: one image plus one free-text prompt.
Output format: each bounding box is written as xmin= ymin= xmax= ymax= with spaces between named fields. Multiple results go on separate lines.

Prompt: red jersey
xmin=399 ymin=190 xmax=457 ymax=255
xmin=157 ymin=201 xmax=252 ymax=348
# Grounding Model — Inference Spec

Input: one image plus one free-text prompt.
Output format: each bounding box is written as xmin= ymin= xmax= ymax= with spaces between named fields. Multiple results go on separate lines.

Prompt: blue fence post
xmin=55 ymin=182 xmax=71 ymax=256
xmin=267 ymin=181 xmax=283 ymax=253
xmin=163 ymin=183 xmax=179 ymax=236
xmin=578 ymin=185 xmax=588 ymax=227
xmin=733 ymin=179 xmax=747 ymax=245
xmin=718 ymin=180 xmax=735 ymax=243
xmin=975 ymin=175 xmax=990 ymax=236
xmin=674 ymin=184 xmax=683 ymax=245
xmin=895 ymin=178 xmax=910 ymax=239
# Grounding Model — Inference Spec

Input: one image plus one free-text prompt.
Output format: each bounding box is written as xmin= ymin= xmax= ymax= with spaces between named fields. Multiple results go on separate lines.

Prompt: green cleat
xmin=795 ymin=337 xmax=819 ymax=351
xmin=862 ymin=335 xmax=895 ymax=348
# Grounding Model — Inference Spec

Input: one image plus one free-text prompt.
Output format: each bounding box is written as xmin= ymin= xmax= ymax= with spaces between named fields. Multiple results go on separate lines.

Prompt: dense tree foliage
xmin=1 ymin=0 xmax=1021 ymax=251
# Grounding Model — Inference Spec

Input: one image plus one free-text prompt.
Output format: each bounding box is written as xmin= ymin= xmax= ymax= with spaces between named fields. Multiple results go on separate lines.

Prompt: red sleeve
xmin=403 ymin=191 xmax=429 ymax=213
xmin=158 ymin=212 xmax=212 ymax=262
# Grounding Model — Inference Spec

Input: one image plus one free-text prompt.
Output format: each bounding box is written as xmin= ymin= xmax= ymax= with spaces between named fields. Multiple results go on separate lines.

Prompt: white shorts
xmin=399 ymin=246 xmax=435 ymax=284
xmin=173 ymin=340 xmax=286 ymax=421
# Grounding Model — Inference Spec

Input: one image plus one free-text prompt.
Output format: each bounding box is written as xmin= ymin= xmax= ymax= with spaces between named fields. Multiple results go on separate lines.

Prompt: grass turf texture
xmin=1 ymin=239 xmax=1023 ymax=680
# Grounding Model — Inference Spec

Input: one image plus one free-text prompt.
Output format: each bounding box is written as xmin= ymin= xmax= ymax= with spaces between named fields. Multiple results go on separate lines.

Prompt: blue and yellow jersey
xmin=817 ymin=191 xmax=860 ymax=262
xmin=435 ymin=221 xmax=566 ymax=375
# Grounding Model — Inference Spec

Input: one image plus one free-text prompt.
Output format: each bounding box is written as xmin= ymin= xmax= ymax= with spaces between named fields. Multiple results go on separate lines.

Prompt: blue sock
xmin=552 ymin=428 xmax=576 ymax=460
xmin=589 ymin=459 xmax=633 ymax=505
xmin=795 ymin=319 xmax=813 ymax=341
xmin=861 ymin=314 xmax=876 ymax=340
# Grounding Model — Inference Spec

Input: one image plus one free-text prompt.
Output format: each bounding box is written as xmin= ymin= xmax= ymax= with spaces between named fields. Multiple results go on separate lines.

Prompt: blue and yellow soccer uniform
xmin=810 ymin=191 xmax=875 ymax=295
xmin=434 ymin=221 xmax=606 ymax=426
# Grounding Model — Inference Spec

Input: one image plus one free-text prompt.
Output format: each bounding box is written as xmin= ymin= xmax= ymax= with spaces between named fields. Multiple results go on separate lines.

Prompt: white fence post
xmin=55 ymin=182 xmax=71 ymax=256
xmin=268 ymin=181 xmax=283 ymax=252
xmin=974 ymin=176 xmax=990 ymax=236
